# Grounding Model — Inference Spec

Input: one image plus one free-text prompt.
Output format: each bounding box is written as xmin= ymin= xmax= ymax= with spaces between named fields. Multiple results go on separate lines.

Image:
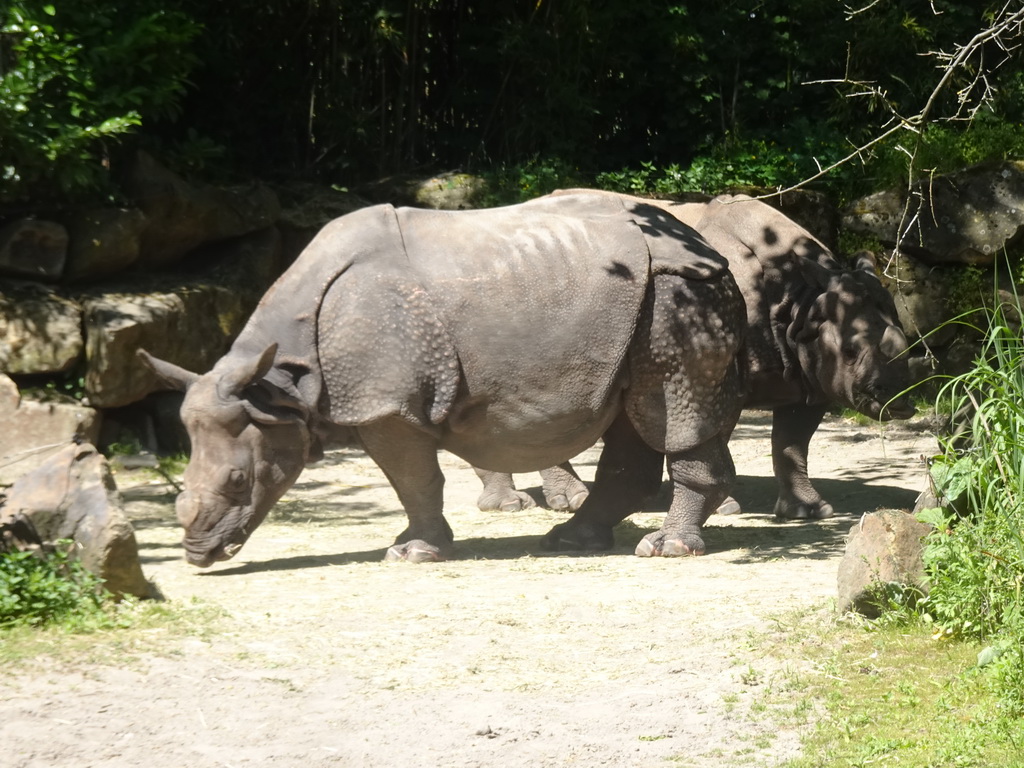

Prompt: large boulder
xmin=0 ymin=373 xmax=101 ymax=485
xmin=0 ymin=281 xmax=84 ymax=374
xmin=0 ymin=442 xmax=151 ymax=598
xmin=275 ymin=182 xmax=371 ymax=263
xmin=80 ymin=227 xmax=283 ymax=407
xmin=124 ymin=151 xmax=280 ymax=268
xmin=876 ymin=252 xmax=956 ymax=342
xmin=64 ymin=207 xmax=148 ymax=282
xmin=358 ymin=172 xmax=489 ymax=210
xmin=843 ymin=161 xmax=1024 ymax=266
xmin=769 ymin=188 xmax=841 ymax=251
xmin=837 ymin=509 xmax=933 ymax=617
xmin=0 ymin=218 xmax=67 ymax=280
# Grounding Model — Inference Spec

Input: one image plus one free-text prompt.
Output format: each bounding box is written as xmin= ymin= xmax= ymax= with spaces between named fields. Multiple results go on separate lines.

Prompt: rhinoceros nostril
xmin=222 ymin=542 xmax=243 ymax=559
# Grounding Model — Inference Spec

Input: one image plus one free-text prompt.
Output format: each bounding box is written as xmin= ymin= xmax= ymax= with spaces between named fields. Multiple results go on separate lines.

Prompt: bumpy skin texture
xmin=483 ymin=191 xmax=915 ymax=528
xmin=137 ymin=192 xmax=746 ymax=566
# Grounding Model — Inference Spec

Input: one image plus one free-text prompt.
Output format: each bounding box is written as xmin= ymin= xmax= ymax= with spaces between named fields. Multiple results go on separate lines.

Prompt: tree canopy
xmin=1 ymin=1 xmax=1022 ymax=204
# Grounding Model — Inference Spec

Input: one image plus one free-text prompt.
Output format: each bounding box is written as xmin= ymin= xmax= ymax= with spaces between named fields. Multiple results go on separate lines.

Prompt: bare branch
xmin=755 ymin=3 xmax=1024 ymax=203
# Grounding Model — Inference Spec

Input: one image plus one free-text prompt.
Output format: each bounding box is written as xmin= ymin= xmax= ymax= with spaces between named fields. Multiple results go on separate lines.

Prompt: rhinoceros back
xmin=394 ymin=200 xmax=651 ymax=456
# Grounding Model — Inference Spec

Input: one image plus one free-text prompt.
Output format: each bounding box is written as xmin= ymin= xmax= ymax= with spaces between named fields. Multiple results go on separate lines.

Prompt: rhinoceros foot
xmin=545 ymin=489 xmax=590 ymax=512
xmin=384 ymin=540 xmax=446 ymax=563
xmin=773 ymin=499 xmax=835 ymax=521
xmin=539 ymin=520 xmax=614 ymax=551
xmin=476 ymin=487 xmax=537 ymax=512
xmin=634 ymin=531 xmax=705 ymax=557
xmin=716 ymin=496 xmax=742 ymax=515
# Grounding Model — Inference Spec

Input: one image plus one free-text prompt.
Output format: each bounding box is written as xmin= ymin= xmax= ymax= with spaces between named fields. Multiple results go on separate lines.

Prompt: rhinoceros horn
xmin=137 ymin=349 xmax=200 ymax=392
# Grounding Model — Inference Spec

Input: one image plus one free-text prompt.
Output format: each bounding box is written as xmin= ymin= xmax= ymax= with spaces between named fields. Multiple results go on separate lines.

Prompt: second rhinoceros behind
xmin=138 ymin=192 xmax=747 ymax=566
xmin=479 ymin=192 xmax=914 ymax=544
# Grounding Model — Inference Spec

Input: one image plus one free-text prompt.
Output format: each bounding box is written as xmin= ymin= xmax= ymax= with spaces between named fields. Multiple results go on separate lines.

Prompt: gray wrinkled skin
xmin=480 ymin=191 xmax=914 ymax=526
xmin=138 ymin=192 xmax=746 ymax=566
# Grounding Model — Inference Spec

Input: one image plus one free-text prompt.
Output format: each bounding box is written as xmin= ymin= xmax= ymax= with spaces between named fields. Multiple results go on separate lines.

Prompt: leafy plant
xmin=479 ymin=157 xmax=585 ymax=205
xmin=0 ymin=1 xmax=199 ymax=202
xmin=918 ymin=280 xmax=1024 ymax=715
xmin=0 ymin=543 xmax=109 ymax=627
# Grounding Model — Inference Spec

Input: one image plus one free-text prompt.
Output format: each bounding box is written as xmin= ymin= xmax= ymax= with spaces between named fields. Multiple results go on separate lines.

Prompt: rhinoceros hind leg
xmin=540 ymin=463 xmax=589 ymax=511
xmin=474 ymin=469 xmax=538 ymax=512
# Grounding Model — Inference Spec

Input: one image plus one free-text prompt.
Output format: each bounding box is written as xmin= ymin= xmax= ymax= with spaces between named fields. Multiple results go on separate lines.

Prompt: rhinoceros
xmin=479 ymin=192 xmax=914 ymax=546
xmin=138 ymin=192 xmax=747 ymax=566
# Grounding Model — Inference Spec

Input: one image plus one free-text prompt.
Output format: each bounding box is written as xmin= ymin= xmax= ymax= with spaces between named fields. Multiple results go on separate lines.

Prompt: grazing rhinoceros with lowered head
xmin=479 ymin=192 xmax=914 ymax=547
xmin=139 ymin=192 xmax=747 ymax=566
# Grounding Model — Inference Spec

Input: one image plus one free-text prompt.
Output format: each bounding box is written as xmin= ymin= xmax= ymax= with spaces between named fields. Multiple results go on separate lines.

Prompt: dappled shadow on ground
xmin=194 ymin=470 xmax=921 ymax=576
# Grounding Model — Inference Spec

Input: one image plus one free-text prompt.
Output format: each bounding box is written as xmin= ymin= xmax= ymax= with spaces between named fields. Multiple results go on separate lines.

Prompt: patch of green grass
xmin=0 ymin=595 xmax=226 ymax=669
xmin=772 ymin=619 xmax=1024 ymax=768
xmin=0 ymin=544 xmax=107 ymax=628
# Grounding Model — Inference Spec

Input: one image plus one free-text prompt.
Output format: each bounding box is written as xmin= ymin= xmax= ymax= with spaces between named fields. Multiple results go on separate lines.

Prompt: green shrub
xmin=595 ymin=130 xmax=851 ymax=198
xmin=479 ymin=157 xmax=585 ymax=206
xmin=0 ymin=1 xmax=199 ymax=203
xmin=920 ymin=284 xmax=1024 ymax=715
xmin=0 ymin=543 xmax=108 ymax=627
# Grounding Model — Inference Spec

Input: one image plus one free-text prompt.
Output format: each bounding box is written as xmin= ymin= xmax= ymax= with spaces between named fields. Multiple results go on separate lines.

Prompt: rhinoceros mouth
xmin=857 ymin=391 xmax=916 ymax=421
xmin=184 ymin=537 xmax=245 ymax=568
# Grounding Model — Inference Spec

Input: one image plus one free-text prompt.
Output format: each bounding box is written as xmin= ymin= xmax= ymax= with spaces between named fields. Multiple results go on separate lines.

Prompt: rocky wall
xmin=2 ymin=157 xmax=1023 ymax=484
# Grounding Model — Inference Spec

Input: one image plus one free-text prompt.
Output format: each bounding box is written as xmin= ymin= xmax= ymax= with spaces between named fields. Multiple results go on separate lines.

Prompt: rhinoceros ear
xmin=880 ymin=324 xmax=909 ymax=360
xmin=243 ymin=380 xmax=309 ymax=425
xmin=854 ymin=251 xmax=878 ymax=275
xmin=796 ymin=256 xmax=835 ymax=291
xmin=137 ymin=349 xmax=200 ymax=392
xmin=217 ymin=344 xmax=279 ymax=400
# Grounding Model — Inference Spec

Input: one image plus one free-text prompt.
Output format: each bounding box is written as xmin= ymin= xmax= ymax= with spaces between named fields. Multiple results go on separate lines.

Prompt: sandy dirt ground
xmin=1 ymin=412 xmax=938 ymax=768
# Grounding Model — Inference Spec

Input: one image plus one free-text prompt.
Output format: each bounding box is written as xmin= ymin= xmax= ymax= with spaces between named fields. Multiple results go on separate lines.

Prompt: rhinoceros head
xmin=138 ymin=345 xmax=312 ymax=567
xmin=795 ymin=254 xmax=915 ymax=421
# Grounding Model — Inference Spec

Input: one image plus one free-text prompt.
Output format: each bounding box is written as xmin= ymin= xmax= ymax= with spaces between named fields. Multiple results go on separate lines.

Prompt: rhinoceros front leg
xmin=540 ymin=414 xmax=663 ymax=551
xmin=771 ymin=403 xmax=832 ymax=520
xmin=635 ymin=433 xmax=734 ymax=557
xmin=357 ymin=420 xmax=453 ymax=562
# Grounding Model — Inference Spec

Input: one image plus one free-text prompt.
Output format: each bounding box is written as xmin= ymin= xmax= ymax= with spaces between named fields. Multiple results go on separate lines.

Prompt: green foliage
xmin=2 ymin=2 xmax=1021 ymax=200
xmin=0 ymin=543 xmax=109 ymax=627
xmin=595 ymin=133 xmax=849 ymax=197
xmin=858 ymin=112 xmax=1024 ymax=195
xmin=103 ymin=1 xmax=1017 ymax=189
xmin=778 ymin=621 xmax=1024 ymax=768
xmin=0 ymin=1 xmax=200 ymax=202
xmin=917 ymin=285 xmax=1024 ymax=715
xmin=479 ymin=158 xmax=584 ymax=206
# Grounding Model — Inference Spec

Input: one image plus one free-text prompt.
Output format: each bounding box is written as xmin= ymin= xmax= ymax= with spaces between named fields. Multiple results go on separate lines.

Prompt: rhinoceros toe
xmin=539 ymin=520 xmax=614 ymax=551
xmin=634 ymin=531 xmax=705 ymax=557
xmin=544 ymin=489 xmax=589 ymax=512
xmin=716 ymin=496 xmax=742 ymax=515
xmin=774 ymin=499 xmax=835 ymax=521
xmin=477 ymin=488 xmax=537 ymax=512
xmin=384 ymin=540 xmax=445 ymax=563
